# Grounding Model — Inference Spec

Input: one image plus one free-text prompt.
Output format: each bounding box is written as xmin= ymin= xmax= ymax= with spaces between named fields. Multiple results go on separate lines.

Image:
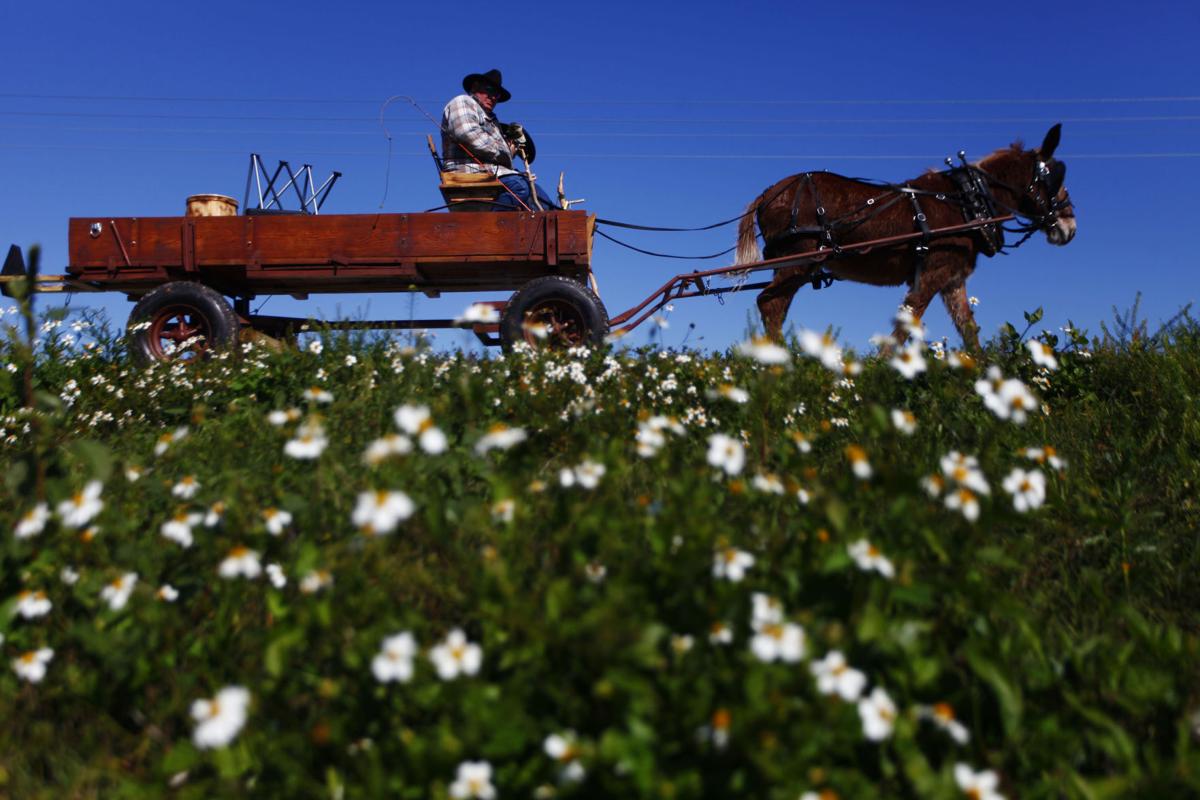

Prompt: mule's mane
xmin=976 ymin=141 xmax=1026 ymax=169
xmin=920 ymin=140 xmax=1026 ymax=178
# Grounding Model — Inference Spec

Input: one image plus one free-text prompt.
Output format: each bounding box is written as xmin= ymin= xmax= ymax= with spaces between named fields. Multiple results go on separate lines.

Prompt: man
xmin=441 ymin=69 xmax=558 ymax=211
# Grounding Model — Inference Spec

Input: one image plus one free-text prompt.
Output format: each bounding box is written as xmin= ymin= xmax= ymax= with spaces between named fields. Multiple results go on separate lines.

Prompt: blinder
xmin=1046 ymin=160 xmax=1066 ymax=196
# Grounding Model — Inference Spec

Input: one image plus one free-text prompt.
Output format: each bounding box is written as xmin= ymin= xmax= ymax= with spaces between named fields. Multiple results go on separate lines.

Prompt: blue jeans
xmin=493 ymin=174 xmax=559 ymax=212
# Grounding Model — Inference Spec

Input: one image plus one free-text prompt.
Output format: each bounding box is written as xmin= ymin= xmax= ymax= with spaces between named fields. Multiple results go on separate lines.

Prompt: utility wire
xmin=2 ymin=110 xmax=1200 ymax=125
xmin=2 ymin=92 xmax=1199 ymax=106
xmin=2 ymin=143 xmax=1198 ymax=159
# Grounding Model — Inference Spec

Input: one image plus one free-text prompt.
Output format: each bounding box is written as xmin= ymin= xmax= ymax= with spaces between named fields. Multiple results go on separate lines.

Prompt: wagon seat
xmin=426 ymin=135 xmax=505 ymax=212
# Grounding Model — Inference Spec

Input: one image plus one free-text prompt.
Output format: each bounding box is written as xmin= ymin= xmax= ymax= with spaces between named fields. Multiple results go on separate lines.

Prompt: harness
xmin=763 ymin=154 xmax=1068 ymax=291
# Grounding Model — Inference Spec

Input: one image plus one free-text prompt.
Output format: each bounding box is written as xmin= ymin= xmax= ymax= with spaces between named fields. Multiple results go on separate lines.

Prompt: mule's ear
xmin=1039 ymin=123 xmax=1062 ymax=159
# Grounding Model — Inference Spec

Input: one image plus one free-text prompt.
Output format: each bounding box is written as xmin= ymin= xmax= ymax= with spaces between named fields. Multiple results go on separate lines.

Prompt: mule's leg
xmin=940 ymin=281 xmax=981 ymax=352
xmin=756 ymin=266 xmax=811 ymax=340
xmin=891 ymin=278 xmax=940 ymax=346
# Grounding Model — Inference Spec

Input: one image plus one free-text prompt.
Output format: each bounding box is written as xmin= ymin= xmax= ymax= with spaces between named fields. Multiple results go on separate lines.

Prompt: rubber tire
xmin=127 ymin=281 xmax=240 ymax=364
xmin=499 ymin=275 xmax=608 ymax=353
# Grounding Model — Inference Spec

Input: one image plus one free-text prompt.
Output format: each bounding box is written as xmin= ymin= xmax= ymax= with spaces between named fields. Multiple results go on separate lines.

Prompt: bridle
xmin=974 ymin=156 xmax=1071 ymax=250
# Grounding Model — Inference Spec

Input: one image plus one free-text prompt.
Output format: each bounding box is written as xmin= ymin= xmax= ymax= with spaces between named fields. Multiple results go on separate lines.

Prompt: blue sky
xmin=3 ymin=0 xmax=1197 ymax=353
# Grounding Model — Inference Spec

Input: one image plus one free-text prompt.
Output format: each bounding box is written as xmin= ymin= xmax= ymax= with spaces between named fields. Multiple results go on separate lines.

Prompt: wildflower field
xmin=2 ymin=293 xmax=1199 ymax=798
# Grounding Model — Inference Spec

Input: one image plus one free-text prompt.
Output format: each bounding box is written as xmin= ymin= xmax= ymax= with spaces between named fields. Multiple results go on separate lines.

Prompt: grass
xmin=0 ymin=292 xmax=1198 ymax=798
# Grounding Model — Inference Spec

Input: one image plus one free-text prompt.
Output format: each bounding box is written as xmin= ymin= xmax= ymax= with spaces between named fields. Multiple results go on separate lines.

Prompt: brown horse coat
xmin=735 ymin=125 xmax=1076 ymax=349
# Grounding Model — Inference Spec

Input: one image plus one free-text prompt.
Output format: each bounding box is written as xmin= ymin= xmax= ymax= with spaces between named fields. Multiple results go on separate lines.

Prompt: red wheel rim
xmin=522 ymin=298 xmax=589 ymax=347
xmin=145 ymin=303 xmax=213 ymax=360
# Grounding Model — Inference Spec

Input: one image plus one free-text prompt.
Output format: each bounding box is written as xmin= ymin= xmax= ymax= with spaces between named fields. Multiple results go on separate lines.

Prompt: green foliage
xmin=0 ymin=312 xmax=1198 ymax=798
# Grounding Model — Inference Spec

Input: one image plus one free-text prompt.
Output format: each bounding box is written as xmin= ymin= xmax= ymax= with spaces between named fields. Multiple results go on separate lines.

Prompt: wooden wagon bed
xmin=66 ymin=210 xmax=594 ymax=298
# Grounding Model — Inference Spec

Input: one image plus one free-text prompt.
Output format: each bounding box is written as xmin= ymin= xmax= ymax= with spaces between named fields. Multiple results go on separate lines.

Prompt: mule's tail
xmin=734 ymin=197 xmax=762 ymax=267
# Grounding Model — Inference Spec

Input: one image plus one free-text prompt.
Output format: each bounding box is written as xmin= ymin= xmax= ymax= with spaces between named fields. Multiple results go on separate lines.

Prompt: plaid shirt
xmin=441 ymin=94 xmax=517 ymax=176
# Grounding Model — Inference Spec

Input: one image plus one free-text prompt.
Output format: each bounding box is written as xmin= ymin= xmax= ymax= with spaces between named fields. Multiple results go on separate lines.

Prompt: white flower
xmin=154 ymin=426 xmax=188 ymax=457
xmin=968 ymin=295 xmax=980 ymax=307
xmin=1002 ymin=467 xmax=1046 ymax=512
xmin=751 ymin=473 xmax=785 ymax=494
xmin=266 ymin=563 xmax=287 ymax=589
xmin=791 ymin=431 xmax=813 ymax=454
xmin=125 ymin=466 xmax=143 ymax=482
xmin=284 ymin=421 xmax=328 ymax=459
xmin=344 ymin=354 xmax=358 ymax=367
xmin=708 ymin=621 xmax=733 ymax=645
xmin=954 ymin=763 xmax=1005 ymax=800
xmin=351 ymin=490 xmax=415 ymax=535
xmin=456 ymin=303 xmax=501 ymax=324
xmin=12 ymin=648 xmax=54 ymax=683
xmin=544 ymin=732 xmax=585 ymax=782
xmin=751 ymin=593 xmax=784 ymax=628
xmin=891 ymin=409 xmax=917 ymax=435
xmin=940 ymin=451 xmax=991 ymax=496
xmin=845 ymin=445 xmax=872 ymax=480
xmin=262 ymin=507 xmax=293 ymax=536
xmin=218 ymin=546 xmax=262 ymax=579
xmin=297 ymin=568 xmax=331 ymax=593
xmin=100 ymin=572 xmax=138 ymax=611
xmin=810 ymin=650 xmax=867 ymax=701
xmin=944 ymin=488 xmax=983 ymax=522
xmin=492 ymin=499 xmax=516 ymax=523
xmin=268 ymin=408 xmax=301 ymax=426
xmin=15 ymin=589 xmax=52 ymax=619
xmin=191 ymin=686 xmax=251 ymax=749
xmin=429 ymin=628 xmax=483 ymax=680
xmin=14 ymin=503 xmax=50 ymax=539
xmin=708 ymin=384 xmax=750 ymax=403
xmin=449 ymin=760 xmax=496 ymax=800
xmin=1026 ymin=339 xmax=1058 ymax=371
xmin=858 ymin=687 xmax=897 ymax=741
xmin=161 ymin=511 xmax=203 ymax=548
xmin=372 ymin=632 xmax=417 ymax=683
xmin=204 ymin=501 xmax=226 ymax=527
xmin=394 ymin=403 xmax=432 ymax=434
xmin=737 ymin=336 xmax=790 ymax=365
xmin=895 ymin=306 xmax=926 ymax=340
xmin=713 ymin=547 xmax=755 ymax=582
xmin=363 ymin=433 xmax=413 ymax=465
xmin=573 ymin=459 xmax=606 ymax=489
xmin=60 ymin=566 xmax=80 ymax=585
xmin=918 ymin=703 xmax=970 ymax=744
xmin=302 ymin=386 xmax=333 ymax=404
xmin=848 ymin=539 xmax=895 ymax=579
xmin=707 ymin=433 xmax=745 ymax=476
xmin=997 ymin=378 xmax=1039 ymax=424
xmin=750 ymin=622 xmax=806 ymax=663
xmin=306 ymin=338 xmax=324 ymax=355
xmin=171 ymin=476 xmax=200 ymax=499
xmin=1021 ymin=445 xmax=1066 ymax=471
xmin=799 ymin=329 xmax=842 ymax=371
xmin=475 ymin=424 xmax=527 ymax=455
xmin=56 ymin=481 xmax=104 ymax=528
xmin=890 ymin=343 xmax=927 ymax=380
xmin=584 ymin=561 xmax=607 ymax=583
xmin=157 ymin=584 xmax=179 ymax=602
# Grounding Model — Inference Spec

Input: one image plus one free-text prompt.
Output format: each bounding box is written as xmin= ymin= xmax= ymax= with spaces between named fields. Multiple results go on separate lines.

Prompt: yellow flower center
xmin=933 ymin=702 xmax=955 ymax=722
xmin=20 ymin=651 xmax=36 ymax=664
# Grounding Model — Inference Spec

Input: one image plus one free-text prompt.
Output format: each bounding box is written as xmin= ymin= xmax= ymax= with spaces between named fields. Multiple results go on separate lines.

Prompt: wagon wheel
xmin=499 ymin=275 xmax=608 ymax=352
xmin=127 ymin=281 xmax=240 ymax=364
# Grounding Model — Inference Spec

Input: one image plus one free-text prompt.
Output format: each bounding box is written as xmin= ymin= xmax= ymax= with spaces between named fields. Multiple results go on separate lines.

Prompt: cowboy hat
xmin=462 ymin=69 xmax=511 ymax=103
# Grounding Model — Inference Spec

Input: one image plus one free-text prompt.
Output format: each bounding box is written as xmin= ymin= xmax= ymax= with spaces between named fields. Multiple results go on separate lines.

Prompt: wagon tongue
xmin=1 ymin=245 xmax=26 ymax=298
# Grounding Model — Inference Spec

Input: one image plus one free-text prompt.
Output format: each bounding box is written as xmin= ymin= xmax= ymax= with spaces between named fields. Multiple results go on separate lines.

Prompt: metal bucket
xmin=186 ymin=194 xmax=239 ymax=217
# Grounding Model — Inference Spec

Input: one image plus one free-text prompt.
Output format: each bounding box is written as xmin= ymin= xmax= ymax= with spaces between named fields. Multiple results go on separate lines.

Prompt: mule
xmin=735 ymin=124 xmax=1076 ymax=350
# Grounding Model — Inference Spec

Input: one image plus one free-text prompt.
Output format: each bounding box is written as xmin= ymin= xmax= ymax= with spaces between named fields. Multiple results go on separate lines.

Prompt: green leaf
xmin=966 ymin=647 xmax=1023 ymax=737
xmin=67 ymin=439 xmax=114 ymax=482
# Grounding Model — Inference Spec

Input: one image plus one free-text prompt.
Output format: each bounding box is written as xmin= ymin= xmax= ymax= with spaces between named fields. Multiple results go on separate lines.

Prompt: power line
xmin=2 ymin=92 xmax=1199 ymax=106
xmin=3 ymin=110 xmax=1200 ymax=125
xmin=0 ymin=123 xmax=1175 ymax=140
xmin=2 ymin=142 xmax=1197 ymax=160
